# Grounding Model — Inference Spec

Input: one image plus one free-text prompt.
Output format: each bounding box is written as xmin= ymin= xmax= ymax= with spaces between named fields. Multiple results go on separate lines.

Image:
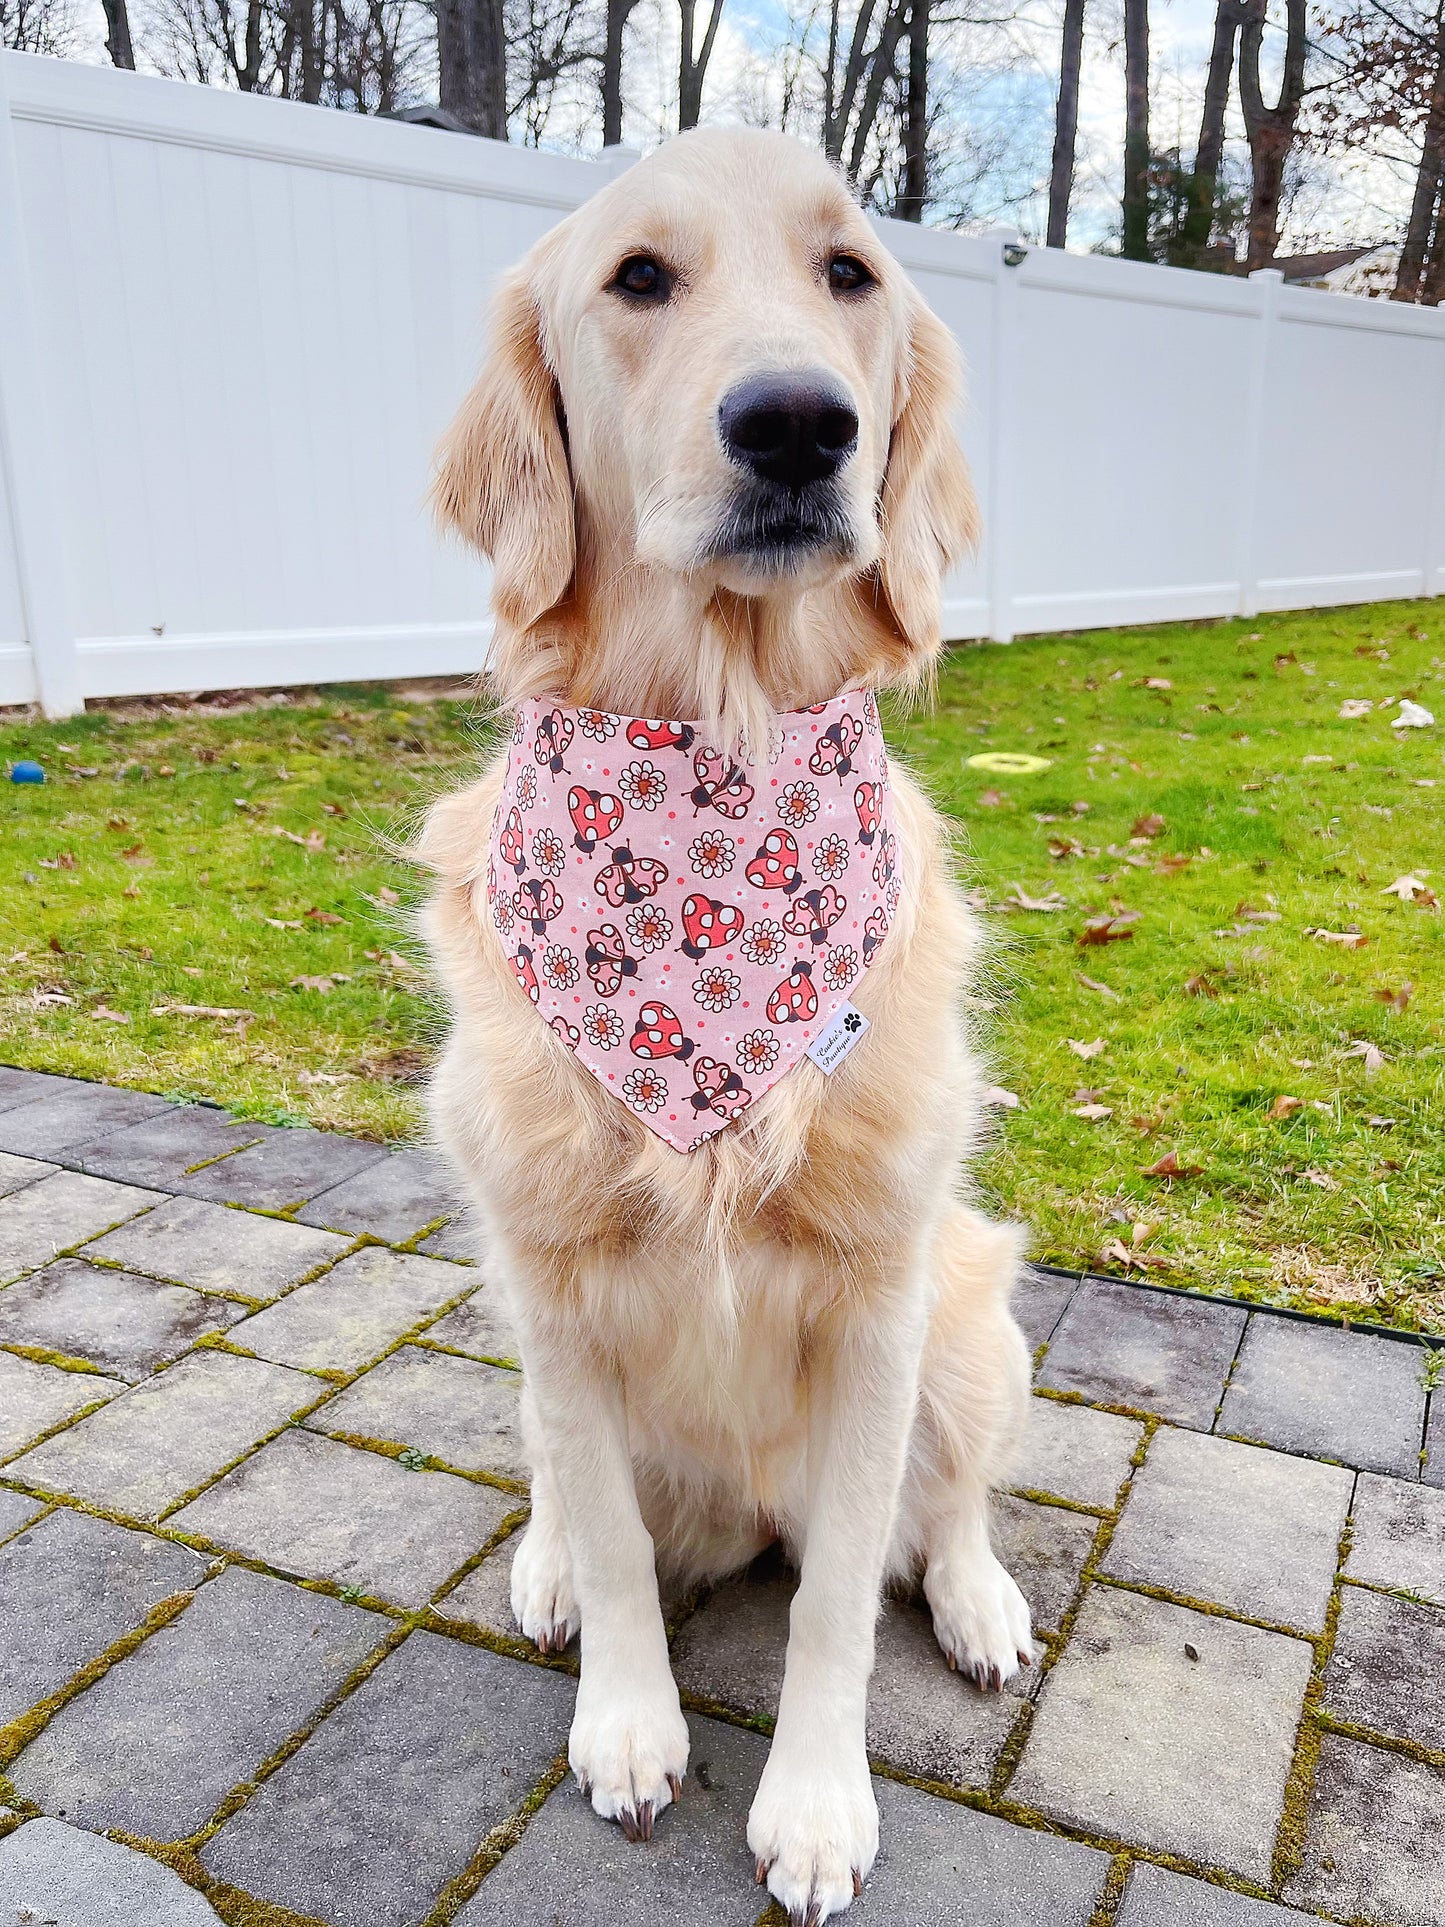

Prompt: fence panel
xmin=2 ymin=49 xmax=1443 ymax=713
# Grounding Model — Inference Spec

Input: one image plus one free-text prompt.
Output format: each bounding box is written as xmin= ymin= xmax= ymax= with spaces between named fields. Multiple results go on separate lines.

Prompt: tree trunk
xmin=846 ymin=0 xmax=909 ymax=181
xmin=678 ymin=0 xmax=722 ymax=127
xmin=602 ymin=0 xmax=637 ymax=145
xmin=1046 ymin=0 xmax=1085 ymax=248
xmin=1239 ymin=0 xmax=1307 ymax=271
xmin=1395 ymin=19 xmax=1445 ymax=300
xmin=437 ymin=0 xmax=507 ymax=137
xmin=1121 ymin=0 xmax=1150 ymax=259
xmin=1181 ymin=0 xmax=1240 ymax=264
xmin=896 ymin=0 xmax=929 ymax=220
xmin=101 ymin=0 xmax=136 ymax=68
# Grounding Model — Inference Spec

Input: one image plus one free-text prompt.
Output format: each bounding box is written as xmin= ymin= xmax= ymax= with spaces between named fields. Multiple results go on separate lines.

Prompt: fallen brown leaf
xmin=304 ymin=907 xmax=345 ymax=926
xmin=1343 ymin=1039 xmax=1385 ymax=1075
xmin=1079 ymin=915 xmax=1135 ymax=947
xmin=1073 ymin=1103 xmax=1113 ymax=1121
xmin=1374 ymin=982 xmax=1413 ymax=1014
xmin=1067 ymin=1038 xmax=1107 ymax=1059
xmin=1132 ymin=813 xmax=1166 ymax=839
xmin=1100 ymin=1237 xmax=1164 ymax=1271
xmin=1306 ymin=928 xmax=1368 ymax=949
xmin=1048 ymin=836 xmax=1087 ymax=860
xmin=1268 ymin=1095 xmax=1305 ymax=1121
xmin=1381 ymin=875 xmax=1439 ymax=910
xmin=1142 ymin=1152 xmax=1204 ymax=1179
xmin=1077 ymin=973 xmax=1119 ymax=998
xmin=290 ymin=975 xmax=336 ymax=993
xmin=270 ymin=827 xmax=327 ymax=853
xmin=1365 ymin=1115 xmax=1397 ymax=1130
xmin=982 ymin=1085 xmax=1020 ymax=1109
xmin=1301 ymin=1168 xmax=1339 ymax=1190
xmin=1004 ymin=885 xmax=1067 ymax=913
xmin=978 ymin=788 xmax=1004 ymax=807
xmin=264 ymin=917 xmax=302 ymax=930
xmin=1184 ymin=973 xmax=1220 ymax=998
xmin=1155 ymin=853 xmax=1192 ymax=875
xmin=90 ymin=1004 xmax=130 ymax=1024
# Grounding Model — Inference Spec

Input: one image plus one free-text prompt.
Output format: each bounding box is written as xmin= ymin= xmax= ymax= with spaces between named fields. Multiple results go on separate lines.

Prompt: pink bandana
xmin=485 ymin=690 xmax=899 ymax=1152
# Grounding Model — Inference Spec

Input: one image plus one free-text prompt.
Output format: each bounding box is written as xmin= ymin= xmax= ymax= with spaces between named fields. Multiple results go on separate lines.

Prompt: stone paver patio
xmin=0 ymin=1065 xmax=1441 ymax=1926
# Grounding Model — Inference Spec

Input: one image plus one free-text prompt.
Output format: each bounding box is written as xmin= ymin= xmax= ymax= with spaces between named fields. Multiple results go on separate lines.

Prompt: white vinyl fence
xmin=3 ymin=49 xmax=1445 ymax=716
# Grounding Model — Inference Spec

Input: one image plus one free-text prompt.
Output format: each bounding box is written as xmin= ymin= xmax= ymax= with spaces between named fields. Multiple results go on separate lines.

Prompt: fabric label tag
xmin=806 ymin=1002 xmax=870 ymax=1074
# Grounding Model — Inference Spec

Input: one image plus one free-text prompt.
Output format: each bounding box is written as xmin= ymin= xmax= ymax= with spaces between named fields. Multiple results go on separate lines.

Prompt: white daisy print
xmin=693 ymin=965 xmax=741 ymax=1012
xmin=740 ymin=919 xmax=787 ymax=967
xmin=577 ymin=709 xmax=619 ymax=741
xmin=626 ymin=903 xmax=673 ymax=954
xmin=736 ymin=1029 xmax=779 ymax=1075
xmin=531 ymin=827 xmax=565 ymax=877
xmin=583 ymin=1004 xmax=625 ymax=1050
xmin=822 ymin=945 xmax=859 ymax=992
xmin=623 ymin=1066 xmax=668 ymax=1113
xmin=688 ymin=829 xmax=736 ymax=879
xmin=515 ymin=763 xmax=538 ymax=809
xmin=492 ymin=894 xmax=515 ymax=935
xmin=540 ymin=944 xmax=580 ymax=991
xmin=813 ymin=833 xmax=851 ymax=881
xmin=617 ymin=760 xmax=667 ymax=810
xmin=777 ymin=781 xmax=820 ymax=828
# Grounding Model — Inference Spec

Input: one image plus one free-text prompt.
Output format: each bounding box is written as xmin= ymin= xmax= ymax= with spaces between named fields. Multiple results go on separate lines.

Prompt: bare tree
xmin=678 ymin=0 xmax=724 ymax=125
xmin=601 ymin=0 xmax=639 ymax=141
xmin=1180 ymin=0 xmax=1243 ymax=263
xmin=1 ymin=0 xmax=75 ymax=47
xmin=1389 ymin=5 xmax=1445 ymax=297
xmin=1121 ymin=0 xmax=1150 ymax=257
xmin=896 ymin=0 xmax=929 ymax=217
xmin=439 ymin=0 xmax=508 ymax=133
xmin=1239 ymin=0 xmax=1309 ymax=268
xmin=1046 ymin=0 xmax=1085 ymax=245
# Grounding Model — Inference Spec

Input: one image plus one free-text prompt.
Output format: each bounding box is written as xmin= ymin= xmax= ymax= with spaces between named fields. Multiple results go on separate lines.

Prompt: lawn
xmin=2 ymin=599 xmax=1442 ymax=1331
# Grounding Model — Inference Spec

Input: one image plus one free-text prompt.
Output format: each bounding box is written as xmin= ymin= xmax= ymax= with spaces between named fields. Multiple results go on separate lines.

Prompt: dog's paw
xmin=925 ymin=1546 xmax=1035 ymax=1690
xmin=510 ymin=1518 xmax=579 ymax=1656
xmin=747 ymin=1737 xmax=877 ymax=1924
xmin=569 ymin=1671 xmax=689 ymax=1841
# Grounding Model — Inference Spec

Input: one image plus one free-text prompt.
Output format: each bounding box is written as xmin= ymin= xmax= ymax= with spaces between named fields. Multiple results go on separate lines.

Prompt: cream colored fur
xmin=419 ymin=126 xmax=1033 ymax=1926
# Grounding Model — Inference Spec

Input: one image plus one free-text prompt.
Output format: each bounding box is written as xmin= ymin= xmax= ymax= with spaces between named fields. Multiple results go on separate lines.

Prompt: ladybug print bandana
xmin=485 ymin=691 xmax=899 ymax=1153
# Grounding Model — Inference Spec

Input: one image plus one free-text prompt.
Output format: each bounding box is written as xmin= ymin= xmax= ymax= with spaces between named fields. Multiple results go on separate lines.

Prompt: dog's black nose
xmin=718 ymin=375 xmax=859 ymax=490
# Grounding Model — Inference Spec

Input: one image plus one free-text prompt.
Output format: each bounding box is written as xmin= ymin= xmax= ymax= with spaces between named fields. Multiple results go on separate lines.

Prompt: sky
xmin=52 ymin=0 xmax=1416 ymax=251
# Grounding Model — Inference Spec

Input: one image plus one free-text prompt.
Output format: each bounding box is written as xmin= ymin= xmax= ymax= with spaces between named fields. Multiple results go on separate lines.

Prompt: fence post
xmin=1423 ymin=318 xmax=1445 ymax=601
xmin=0 ymin=47 xmax=83 ymax=717
xmin=1236 ymin=267 xmax=1282 ymax=622
xmin=985 ymin=229 xmax=1022 ymax=643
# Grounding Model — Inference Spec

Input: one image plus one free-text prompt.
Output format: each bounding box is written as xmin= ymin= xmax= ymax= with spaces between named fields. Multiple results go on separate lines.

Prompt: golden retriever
xmin=419 ymin=126 xmax=1032 ymax=1925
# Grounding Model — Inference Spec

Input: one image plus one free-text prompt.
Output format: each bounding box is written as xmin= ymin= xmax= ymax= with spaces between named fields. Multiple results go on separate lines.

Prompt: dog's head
xmin=434 ymin=128 xmax=976 ymax=700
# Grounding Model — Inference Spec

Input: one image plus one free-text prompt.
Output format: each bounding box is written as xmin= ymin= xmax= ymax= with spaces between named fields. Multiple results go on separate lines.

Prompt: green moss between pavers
xmin=1 ymin=1341 xmax=109 ymax=1376
xmin=2 ymin=603 xmax=1443 ymax=1325
xmin=419 ymin=1752 xmax=570 ymax=1926
xmin=1088 ymin=1854 xmax=1134 ymax=1924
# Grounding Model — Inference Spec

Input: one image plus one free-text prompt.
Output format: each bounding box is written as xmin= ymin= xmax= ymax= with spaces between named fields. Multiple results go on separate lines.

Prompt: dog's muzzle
xmin=708 ymin=372 xmax=860 ymax=572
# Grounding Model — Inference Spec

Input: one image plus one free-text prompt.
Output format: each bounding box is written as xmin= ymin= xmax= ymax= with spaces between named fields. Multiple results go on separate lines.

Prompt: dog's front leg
xmin=519 ymin=1301 xmax=689 ymax=1840
xmin=749 ymin=1270 xmax=929 ymax=1924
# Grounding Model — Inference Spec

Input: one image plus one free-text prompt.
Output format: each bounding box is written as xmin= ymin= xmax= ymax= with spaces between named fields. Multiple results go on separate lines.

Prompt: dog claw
xmin=1018 ymin=1647 xmax=1033 ymax=1668
xmin=667 ymin=1772 xmax=683 ymax=1801
xmin=577 ymin=1772 xmax=592 ymax=1799
xmin=853 ymin=1868 xmax=864 ymax=1897
xmin=756 ymin=1857 xmax=769 ymax=1887
xmin=946 ymin=1651 xmax=957 ymax=1671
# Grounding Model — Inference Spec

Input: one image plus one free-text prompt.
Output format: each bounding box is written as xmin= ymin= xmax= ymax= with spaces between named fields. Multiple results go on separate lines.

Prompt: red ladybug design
xmin=809 ymin=714 xmax=863 ymax=780
xmin=498 ymin=807 xmax=527 ymax=876
xmin=585 ymin=924 xmax=638 ymax=997
xmin=680 ymin=893 xmax=746 ymax=960
xmin=745 ymin=829 xmax=802 ymax=895
xmin=549 ymin=1015 xmax=580 ymax=1050
xmin=511 ymin=944 xmax=540 ymax=1004
xmin=783 ymin=885 xmax=846 ymax=946
xmin=689 ymin=1056 xmax=752 ymax=1121
xmin=854 ymin=780 xmax=882 ymax=846
xmin=534 ymin=709 xmax=574 ymax=773
xmin=862 ymin=904 xmax=890 ymax=965
xmin=767 ymin=961 xmax=817 ymax=1025
xmin=630 ymin=1001 xmax=694 ymax=1062
xmin=872 ymin=828 xmax=897 ymax=891
xmin=595 ymin=847 xmax=669 ymax=906
xmin=690 ymin=747 xmax=754 ymax=820
xmin=514 ymin=877 xmax=563 ymax=935
xmin=627 ymin=718 xmax=695 ymax=752
xmin=568 ymin=785 xmax=625 ymax=853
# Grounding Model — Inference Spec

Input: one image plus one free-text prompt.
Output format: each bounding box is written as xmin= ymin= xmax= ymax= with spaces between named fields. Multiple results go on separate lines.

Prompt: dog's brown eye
xmin=827 ymin=254 xmax=875 ymax=295
xmin=613 ymin=254 xmax=671 ymax=302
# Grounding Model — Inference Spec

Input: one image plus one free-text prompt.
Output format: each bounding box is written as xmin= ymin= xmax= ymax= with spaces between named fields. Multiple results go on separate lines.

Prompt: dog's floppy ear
xmin=874 ymin=299 xmax=978 ymax=663
xmin=431 ymin=269 xmax=575 ymax=633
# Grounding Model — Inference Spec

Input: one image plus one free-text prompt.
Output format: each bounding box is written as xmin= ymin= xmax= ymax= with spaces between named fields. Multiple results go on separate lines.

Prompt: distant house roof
xmin=1273 ymin=248 xmax=1373 ymax=283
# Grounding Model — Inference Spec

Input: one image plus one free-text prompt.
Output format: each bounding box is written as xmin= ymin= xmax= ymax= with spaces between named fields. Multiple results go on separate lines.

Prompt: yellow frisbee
xmin=965 ymin=752 xmax=1055 ymax=775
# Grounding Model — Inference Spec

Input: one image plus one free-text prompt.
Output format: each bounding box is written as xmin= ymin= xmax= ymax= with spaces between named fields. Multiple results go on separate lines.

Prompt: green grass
xmin=2 ymin=600 xmax=1443 ymax=1330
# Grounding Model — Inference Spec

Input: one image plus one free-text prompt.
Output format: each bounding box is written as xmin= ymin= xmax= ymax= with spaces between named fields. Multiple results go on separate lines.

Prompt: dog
xmin=419 ymin=126 xmax=1033 ymax=1925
